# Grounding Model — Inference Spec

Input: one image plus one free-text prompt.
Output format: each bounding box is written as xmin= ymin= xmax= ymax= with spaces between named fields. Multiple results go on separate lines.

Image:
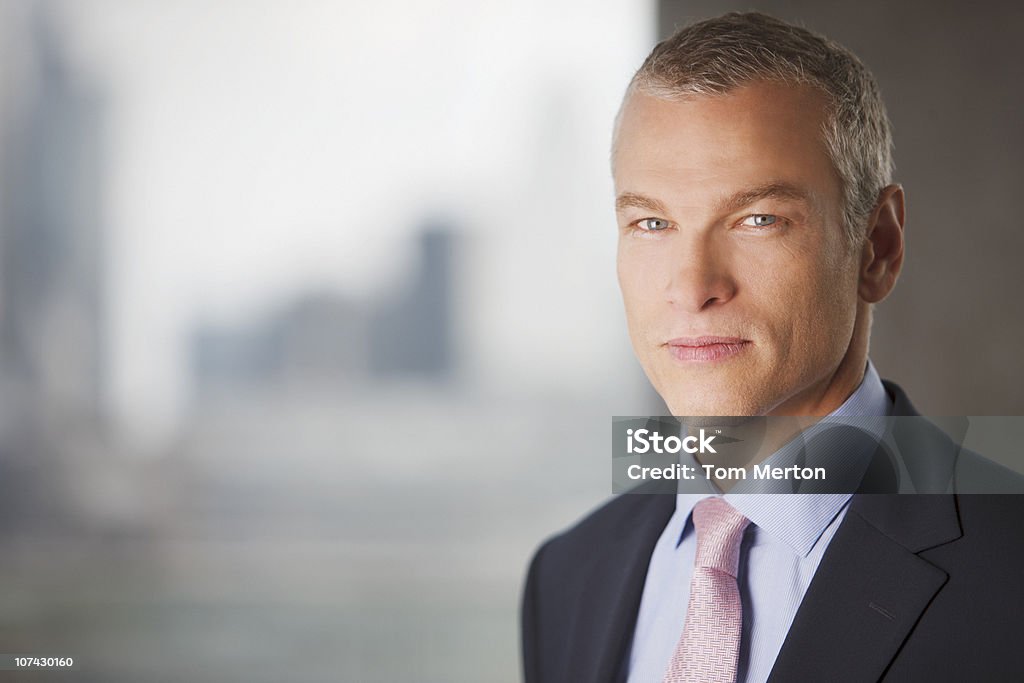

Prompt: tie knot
xmin=692 ymin=497 xmax=750 ymax=577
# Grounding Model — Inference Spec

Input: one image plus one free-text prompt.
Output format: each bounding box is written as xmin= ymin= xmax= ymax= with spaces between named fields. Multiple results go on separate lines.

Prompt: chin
xmin=662 ymin=395 xmax=765 ymax=419
xmin=654 ymin=373 xmax=768 ymax=418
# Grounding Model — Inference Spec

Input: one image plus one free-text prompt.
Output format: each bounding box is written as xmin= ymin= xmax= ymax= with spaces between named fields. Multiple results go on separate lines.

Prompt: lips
xmin=666 ymin=336 xmax=750 ymax=362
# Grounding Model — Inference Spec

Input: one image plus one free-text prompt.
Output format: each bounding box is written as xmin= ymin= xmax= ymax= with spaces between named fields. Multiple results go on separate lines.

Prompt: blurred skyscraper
xmin=191 ymin=224 xmax=457 ymax=396
xmin=368 ymin=225 xmax=454 ymax=379
xmin=0 ymin=1 xmax=107 ymax=414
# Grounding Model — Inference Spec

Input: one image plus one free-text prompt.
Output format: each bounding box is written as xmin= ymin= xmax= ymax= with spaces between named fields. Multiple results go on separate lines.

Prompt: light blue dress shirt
xmin=626 ymin=361 xmax=892 ymax=683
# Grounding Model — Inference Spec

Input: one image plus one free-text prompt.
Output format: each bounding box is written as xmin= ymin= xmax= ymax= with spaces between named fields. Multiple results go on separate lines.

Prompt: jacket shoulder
xmin=521 ymin=488 xmax=674 ymax=682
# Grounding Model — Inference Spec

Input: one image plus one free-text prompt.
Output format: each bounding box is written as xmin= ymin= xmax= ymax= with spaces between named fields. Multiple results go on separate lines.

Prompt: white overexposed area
xmin=55 ymin=0 xmax=655 ymax=435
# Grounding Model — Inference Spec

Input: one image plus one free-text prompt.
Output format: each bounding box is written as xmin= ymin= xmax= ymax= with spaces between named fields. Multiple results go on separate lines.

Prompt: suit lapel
xmin=768 ymin=381 xmax=963 ymax=681
xmin=767 ymin=494 xmax=959 ymax=681
xmin=565 ymin=490 xmax=675 ymax=683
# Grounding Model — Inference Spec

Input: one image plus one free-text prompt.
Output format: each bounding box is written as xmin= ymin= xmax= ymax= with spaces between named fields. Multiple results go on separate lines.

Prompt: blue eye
xmin=742 ymin=214 xmax=779 ymax=227
xmin=638 ymin=218 xmax=671 ymax=231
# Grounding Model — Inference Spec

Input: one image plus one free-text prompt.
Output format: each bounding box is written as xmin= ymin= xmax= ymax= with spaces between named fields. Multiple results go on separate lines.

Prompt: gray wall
xmin=658 ymin=1 xmax=1024 ymax=414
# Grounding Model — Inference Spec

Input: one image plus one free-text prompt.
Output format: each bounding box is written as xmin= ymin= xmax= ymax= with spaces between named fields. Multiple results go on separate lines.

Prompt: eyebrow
xmin=615 ymin=181 xmax=813 ymax=216
xmin=615 ymin=192 xmax=668 ymax=214
xmin=719 ymin=182 xmax=812 ymax=213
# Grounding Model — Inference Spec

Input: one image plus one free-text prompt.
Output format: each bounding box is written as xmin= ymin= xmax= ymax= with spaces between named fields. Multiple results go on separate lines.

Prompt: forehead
xmin=613 ymin=82 xmax=842 ymax=212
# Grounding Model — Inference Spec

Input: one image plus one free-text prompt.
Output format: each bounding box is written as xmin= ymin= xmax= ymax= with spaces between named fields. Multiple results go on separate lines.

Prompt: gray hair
xmin=623 ymin=11 xmax=894 ymax=245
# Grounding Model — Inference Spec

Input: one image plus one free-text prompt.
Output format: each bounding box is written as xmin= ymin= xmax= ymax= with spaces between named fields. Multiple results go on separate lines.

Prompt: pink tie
xmin=663 ymin=497 xmax=751 ymax=683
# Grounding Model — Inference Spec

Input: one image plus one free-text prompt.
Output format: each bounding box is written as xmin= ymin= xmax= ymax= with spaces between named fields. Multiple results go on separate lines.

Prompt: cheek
xmin=617 ymin=250 xmax=655 ymax=308
xmin=618 ymin=254 xmax=668 ymax=351
xmin=791 ymin=259 xmax=859 ymax=352
xmin=736 ymin=254 xmax=803 ymax=320
xmin=745 ymin=248 xmax=853 ymax=343
xmin=617 ymin=255 xmax=641 ymax=329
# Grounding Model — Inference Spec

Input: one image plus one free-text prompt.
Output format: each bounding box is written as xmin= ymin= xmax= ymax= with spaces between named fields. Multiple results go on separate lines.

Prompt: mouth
xmin=665 ymin=336 xmax=751 ymax=362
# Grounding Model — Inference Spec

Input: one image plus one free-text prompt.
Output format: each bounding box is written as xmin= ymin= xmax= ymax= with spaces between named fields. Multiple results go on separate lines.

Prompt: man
xmin=521 ymin=12 xmax=1024 ymax=683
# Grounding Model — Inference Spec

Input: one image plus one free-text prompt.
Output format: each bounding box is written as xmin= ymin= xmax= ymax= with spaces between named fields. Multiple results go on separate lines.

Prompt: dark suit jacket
xmin=521 ymin=382 xmax=1024 ymax=682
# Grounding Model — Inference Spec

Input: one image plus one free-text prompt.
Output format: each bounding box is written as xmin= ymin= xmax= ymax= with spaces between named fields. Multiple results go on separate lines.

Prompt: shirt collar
xmin=832 ymin=359 xmax=891 ymax=417
xmin=672 ymin=359 xmax=892 ymax=557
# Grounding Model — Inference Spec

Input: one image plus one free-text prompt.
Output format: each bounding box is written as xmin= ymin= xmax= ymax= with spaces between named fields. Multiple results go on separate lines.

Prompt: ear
xmin=858 ymin=184 xmax=905 ymax=304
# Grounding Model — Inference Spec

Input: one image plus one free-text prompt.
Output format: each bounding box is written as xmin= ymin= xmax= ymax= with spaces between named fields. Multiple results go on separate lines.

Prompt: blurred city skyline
xmin=0 ymin=2 xmax=654 ymax=680
xmin=3 ymin=0 xmax=654 ymax=442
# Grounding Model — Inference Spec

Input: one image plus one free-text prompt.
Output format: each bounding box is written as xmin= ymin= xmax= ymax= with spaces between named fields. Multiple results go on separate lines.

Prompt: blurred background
xmin=0 ymin=0 xmax=1020 ymax=681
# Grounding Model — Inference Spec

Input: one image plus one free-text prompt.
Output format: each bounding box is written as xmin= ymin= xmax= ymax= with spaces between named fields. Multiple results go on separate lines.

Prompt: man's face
xmin=614 ymin=82 xmax=864 ymax=417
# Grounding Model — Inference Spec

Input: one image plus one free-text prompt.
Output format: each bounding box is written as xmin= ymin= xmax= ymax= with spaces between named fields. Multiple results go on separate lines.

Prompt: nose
xmin=664 ymin=232 xmax=737 ymax=312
